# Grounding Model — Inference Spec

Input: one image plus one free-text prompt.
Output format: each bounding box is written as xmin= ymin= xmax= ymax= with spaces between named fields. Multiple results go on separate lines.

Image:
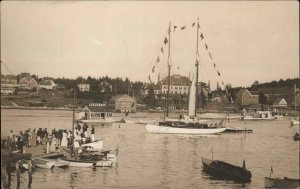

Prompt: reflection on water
xmin=1 ymin=109 xmax=299 ymax=189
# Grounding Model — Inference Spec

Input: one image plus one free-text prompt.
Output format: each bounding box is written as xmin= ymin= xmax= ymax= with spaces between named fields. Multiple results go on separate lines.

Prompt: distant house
xmin=236 ymin=89 xmax=259 ymax=106
xmin=159 ymin=74 xmax=191 ymax=95
xmin=19 ymin=77 xmax=38 ymax=89
xmin=78 ymin=83 xmax=90 ymax=92
xmin=109 ymin=94 xmax=136 ymax=112
xmin=258 ymin=87 xmax=298 ymax=107
xmin=1 ymin=75 xmax=19 ymax=95
xmin=273 ymin=98 xmax=287 ymax=107
xmin=39 ymin=80 xmax=56 ymax=90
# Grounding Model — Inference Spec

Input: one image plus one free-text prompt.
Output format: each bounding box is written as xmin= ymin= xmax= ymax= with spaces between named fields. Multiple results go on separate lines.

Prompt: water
xmin=1 ymin=109 xmax=299 ymax=189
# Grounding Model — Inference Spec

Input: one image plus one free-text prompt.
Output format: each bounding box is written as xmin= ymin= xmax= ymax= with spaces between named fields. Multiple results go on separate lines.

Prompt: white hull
xmin=81 ymin=118 xmax=114 ymax=123
xmin=291 ymin=119 xmax=299 ymax=126
xmin=58 ymin=158 xmax=95 ymax=167
xmin=145 ymin=124 xmax=226 ymax=134
xmin=57 ymin=157 xmax=113 ymax=167
xmin=242 ymin=116 xmax=276 ymax=121
xmin=81 ymin=139 xmax=104 ymax=151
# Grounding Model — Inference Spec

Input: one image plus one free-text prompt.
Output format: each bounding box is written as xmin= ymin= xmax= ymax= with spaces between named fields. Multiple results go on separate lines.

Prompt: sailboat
xmin=145 ymin=19 xmax=226 ymax=135
xmin=58 ymin=87 xmax=114 ymax=167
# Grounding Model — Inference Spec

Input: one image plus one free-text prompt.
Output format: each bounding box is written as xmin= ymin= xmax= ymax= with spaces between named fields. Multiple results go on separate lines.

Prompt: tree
xmin=259 ymin=92 xmax=267 ymax=105
xmin=144 ymin=84 xmax=156 ymax=108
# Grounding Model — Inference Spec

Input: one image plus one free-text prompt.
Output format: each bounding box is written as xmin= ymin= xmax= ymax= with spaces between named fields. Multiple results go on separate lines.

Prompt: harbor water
xmin=1 ymin=109 xmax=299 ymax=189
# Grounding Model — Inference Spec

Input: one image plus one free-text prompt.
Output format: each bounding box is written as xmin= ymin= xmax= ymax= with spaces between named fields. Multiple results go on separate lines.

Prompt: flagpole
xmin=166 ymin=21 xmax=171 ymax=117
xmin=195 ymin=17 xmax=200 ymax=116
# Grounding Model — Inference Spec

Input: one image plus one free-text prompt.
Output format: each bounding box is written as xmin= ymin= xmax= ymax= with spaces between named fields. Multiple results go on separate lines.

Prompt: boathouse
xmin=79 ymin=103 xmax=113 ymax=121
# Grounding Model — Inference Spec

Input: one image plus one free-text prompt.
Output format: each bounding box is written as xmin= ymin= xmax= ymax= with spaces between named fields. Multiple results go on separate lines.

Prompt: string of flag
xmin=148 ymin=19 xmax=227 ymax=90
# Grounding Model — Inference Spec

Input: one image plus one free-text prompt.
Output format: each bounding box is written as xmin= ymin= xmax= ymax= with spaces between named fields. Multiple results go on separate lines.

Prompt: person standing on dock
xmin=91 ymin=125 xmax=95 ymax=142
xmin=83 ymin=123 xmax=88 ymax=138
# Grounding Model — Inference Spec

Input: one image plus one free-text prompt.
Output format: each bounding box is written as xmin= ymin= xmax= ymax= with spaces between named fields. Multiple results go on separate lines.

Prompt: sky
xmin=1 ymin=1 xmax=299 ymax=89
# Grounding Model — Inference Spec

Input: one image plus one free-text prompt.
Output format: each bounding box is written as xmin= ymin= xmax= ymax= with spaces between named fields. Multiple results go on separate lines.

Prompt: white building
xmin=78 ymin=83 xmax=90 ymax=92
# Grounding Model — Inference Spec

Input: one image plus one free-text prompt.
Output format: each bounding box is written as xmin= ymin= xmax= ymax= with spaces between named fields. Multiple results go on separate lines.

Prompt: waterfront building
xmin=39 ymin=80 xmax=56 ymax=90
xmin=159 ymin=74 xmax=191 ymax=95
xmin=19 ymin=77 xmax=38 ymax=90
xmin=109 ymin=94 xmax=136 ymax=112
xmin=1 ymin=75 xmax=19 ymax=95
xmin=80 ymin=103 xmax=113 ymax=120
xmin=236 ymin=89 xmax=259 ymax=106
xmin=273 ymin=98 xmax=288 ymax=107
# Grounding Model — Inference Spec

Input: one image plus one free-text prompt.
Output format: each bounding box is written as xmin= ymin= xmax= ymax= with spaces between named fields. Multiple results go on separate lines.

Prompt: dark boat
xmin=224 ymin=127 xmax=253 ymax=133
xmin=201 ymin=157 xmax=252 ymax=182
xmin=265 ymin=177 xmax=300 ymax=189
xmin=293 ymin=132 xmax=300 ymax=141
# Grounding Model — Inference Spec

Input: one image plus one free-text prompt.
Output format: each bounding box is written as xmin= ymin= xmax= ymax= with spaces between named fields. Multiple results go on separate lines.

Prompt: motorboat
xmin=201 ymin=157 xmax=252 ymax=182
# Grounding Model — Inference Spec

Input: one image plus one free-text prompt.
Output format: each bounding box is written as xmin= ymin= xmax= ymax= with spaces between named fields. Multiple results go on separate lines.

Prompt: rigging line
xmin=1 ymin=61 xmax=14 ymax=75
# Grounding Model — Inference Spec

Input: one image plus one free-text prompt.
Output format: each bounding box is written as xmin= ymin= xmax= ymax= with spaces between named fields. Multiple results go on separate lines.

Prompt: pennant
xmin=164 ymin=37 xmax=168 ymax=45
xmin=157 ymin=56 xmax=160 ymax=63
xmin=181 ymin=26 xmax=186 ymax=30
xmin=152 ymin=66 xmax=155 ymax=73
xmin=209 ymin=52 xmax=212 ymax=59
xmin=131 ymin=102 xmax=135 ymax=107
xmin=200 ymin=33 xmax=204 ymax=40
xmin=148 ymin=75 xmax=152 ymax=82
xmin=173 ymin=26 xmax=177 ymax=32
xmin=192 ymin=22 xmax=195 ymax=27
xmin=205 ymin=43 xmax=208 ymax=50
xmin=217 ymin=71 xmax=220 ymax=76
xmin=125 ymin=111 xmax=129 ymax=117
xmin=213 ymin=63 xmax=216 ymax=69
xmin=177 ymin=66 xmax=180 ymax=70
xmin=161 ymin=47 xmax=164 ymax=54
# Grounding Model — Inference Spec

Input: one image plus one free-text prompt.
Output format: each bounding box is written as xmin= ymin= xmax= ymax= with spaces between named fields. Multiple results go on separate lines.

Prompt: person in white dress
xmin=61 ymin=130 xmax=68 ymax=148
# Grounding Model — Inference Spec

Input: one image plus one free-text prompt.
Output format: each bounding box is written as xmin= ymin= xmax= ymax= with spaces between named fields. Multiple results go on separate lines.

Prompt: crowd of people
xmin=3 ymin=122 xmax=96 ymax=154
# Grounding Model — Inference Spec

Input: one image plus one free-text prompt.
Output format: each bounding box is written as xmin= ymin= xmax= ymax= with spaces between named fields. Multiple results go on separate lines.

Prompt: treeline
xmin=54 ymin=76 xmax=144 ymax=99
xmin=249 ymin=78 xmax=299 ymax=89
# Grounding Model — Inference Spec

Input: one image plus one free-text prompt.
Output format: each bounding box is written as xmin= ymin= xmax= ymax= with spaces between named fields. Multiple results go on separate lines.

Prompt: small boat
xmin=224 ymin=127 xmax=253 ymax=133
xmin=201 ymin=157 xmax=252 ymax=182
xmin=241 ymin=111 xmax=276 ymax=121
xmin=81 ymin=139 xmax=104 ymax=151
xmin=58 ymin=156 xmax=113 ymax=167
xmin=146 ymin=123 xmax=226 ymax=134
xmin=293 ymin=132 xmax=300 ymax=141
xmin=290 ymin=118 xmax=299 ymax=126
xmin=265 ymin=177 xmax=300 ymax=188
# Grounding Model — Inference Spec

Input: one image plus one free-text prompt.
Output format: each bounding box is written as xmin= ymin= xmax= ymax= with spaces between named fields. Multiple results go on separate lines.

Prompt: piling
xmin=27 ymin=159 xmax=33 ymax=189
xmin=16 ymin=160 xmax=20 ymax=189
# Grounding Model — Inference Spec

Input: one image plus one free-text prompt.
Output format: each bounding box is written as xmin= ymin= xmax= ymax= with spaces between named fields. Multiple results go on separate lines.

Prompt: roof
xmin=249 ymin=91 xmax=259 ymax=96
xmin=273 ymin=98 xmax=286 ymax=104
xmin=159 ymin=74 xmax=191 ymax=86
xmin=39 ymin=80 xmax=53 ymax=85
xmin=85 ymin=103 xmax=112 ymax=112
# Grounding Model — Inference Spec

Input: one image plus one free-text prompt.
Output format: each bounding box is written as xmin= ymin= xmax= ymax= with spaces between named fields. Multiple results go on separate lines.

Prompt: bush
xmin=41 ymin=98 xmax=47 ymax=103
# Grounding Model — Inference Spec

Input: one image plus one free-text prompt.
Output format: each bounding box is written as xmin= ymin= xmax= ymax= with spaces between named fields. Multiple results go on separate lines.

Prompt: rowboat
xmin=265 ymin=177 xmax=300 ymax=188
xmin=201 ymin=157 xmax=252 ymax=182
xmin=57 ymin=156 xmax=113 ymax=167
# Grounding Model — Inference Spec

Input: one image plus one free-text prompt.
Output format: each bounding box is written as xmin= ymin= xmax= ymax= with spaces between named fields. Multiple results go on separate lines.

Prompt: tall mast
xmin=166 ymin=21 xmax=171 ymax=117
xmin=295 ymin=84 xmax=297 ymax=114
xmin=72 ymin=86 xmax=76 ymax=153
xmin=195 ymin=18 xmax=200 ymax=116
